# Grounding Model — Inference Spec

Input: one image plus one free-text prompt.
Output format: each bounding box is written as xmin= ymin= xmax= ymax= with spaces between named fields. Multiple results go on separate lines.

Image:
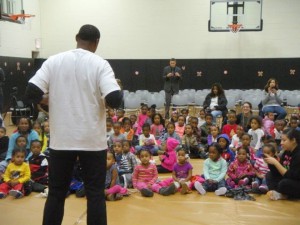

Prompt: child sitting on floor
xmin=0 ymin=149 xmax=31 ymax=199
xmin=119 ymin=140 xmax=137 ymax=188
xmin=217 ymin=134 xmax=235 ymax=164
xmin=229 ymin=125 xmax=244 ymax=153
xmin=194 ymin=143 xmax=228 ymax=196
xmin=105 ymin=150 xmax=128 ymax=201
xmin=226 ymin=147 xmax=255 ymax=189
xmin=181 ymin=124 xmax=198 ymax=158
xmin=172 ymin=148 xmax=193 ymax=194
xmin=0 ymin=127 xmax=9 ymax=162
xmin=150 ymin=113 xmax=165 ymax=144
xmin=222 ymin=110 xmax=238 ymax=140
xmin=248 ymin=116 xmax=264 ymax=157
xmin=132 ymin=149 xmax=176 ymax=197
xmin=108 ymin=122 xmax=126 ymax=149
xmin=175 ymin=115 xmax=185 ymax=138
xmin=157 ymin=138 xmax=179 ymax=173
xmin=252 ymin=144 xmax=276 ymax=193
xmin=28 ymin=140 xmax=48 ymax=192
xmin=135 ymin=123 xmax=159 ymax=155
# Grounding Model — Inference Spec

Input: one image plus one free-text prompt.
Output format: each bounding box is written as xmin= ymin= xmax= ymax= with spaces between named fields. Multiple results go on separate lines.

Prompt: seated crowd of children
xmin=0 ymin=104 xmax=299 ymax=202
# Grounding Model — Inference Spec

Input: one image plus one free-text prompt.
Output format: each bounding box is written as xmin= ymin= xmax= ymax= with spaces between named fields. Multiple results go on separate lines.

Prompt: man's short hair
xmin=170 ymin=58 xmax=176 ymax=62
xmin=77 ymin=24 xmax=100 ymax=42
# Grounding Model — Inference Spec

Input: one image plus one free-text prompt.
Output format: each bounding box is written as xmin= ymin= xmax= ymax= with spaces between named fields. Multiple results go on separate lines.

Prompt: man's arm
xmin=175 ymin=67 xmax=182 ymax=80
xmin=105 ymin=90 xmax=123 ymax=109
xmin=25 ymin=83 xmax=45 ymax=104
xmin=163 ymin=67 xmax=172 ymax=80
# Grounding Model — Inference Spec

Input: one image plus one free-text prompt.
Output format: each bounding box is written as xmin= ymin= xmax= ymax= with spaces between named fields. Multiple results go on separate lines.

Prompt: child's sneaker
xmin=114 ymin=193 xmax=123 ymax=201
xmin=215 ymin=187 xmax=227 ymax=196
xmin=251 ymin=181 xmax=259 ymax=189
xmin=9 ymin=190 xmax=23 ymax=199
xmin=106 ymin=194 xmax=115 ymax=201
xmin=238 ymin=177 xmax=249 ymax=186
xmin=0 ymin=192 xmax=7 ymax=199
xmin=194 ymin=181 xmax=206 ymax=195
xmin=180 ymin=182 xmax=189 ymax=195
xmin=159 ymin=183 xmax=176 ymax=196
xmin=140 ymin=188 xmax=154 ymax=197
xmin=258 ymin=185 xmax=269 ymax=194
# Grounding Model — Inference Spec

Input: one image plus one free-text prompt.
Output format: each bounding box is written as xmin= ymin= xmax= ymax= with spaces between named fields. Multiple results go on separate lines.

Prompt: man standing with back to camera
xmin=0 ymin=67 xmax=5 ymax=115
xmin=163 ymin=58 xmax=182 ymax=119
xmin=26 ymin=24 xmax=122 ymax=225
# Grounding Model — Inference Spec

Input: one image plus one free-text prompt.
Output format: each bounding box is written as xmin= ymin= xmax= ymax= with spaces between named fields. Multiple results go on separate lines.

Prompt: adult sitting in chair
xmin=261 ymin=78 xmax=287 ymax=120
xmin=203 ymin=83 xmax=228 ymax=122
xmin=236 ymin=102 xmax=253 ymax=132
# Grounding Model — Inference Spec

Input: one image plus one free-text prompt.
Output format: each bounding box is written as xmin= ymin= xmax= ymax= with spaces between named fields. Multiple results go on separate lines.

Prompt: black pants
xmin=165 ymin=89 xmax=178 ymax=117
xmin=266 ymin=172 xmax=300 ymax=198
xmin=156 ymin=165 xmax=172 ymax=173
xmin=43 ymin=149 xmax=107 ymax=225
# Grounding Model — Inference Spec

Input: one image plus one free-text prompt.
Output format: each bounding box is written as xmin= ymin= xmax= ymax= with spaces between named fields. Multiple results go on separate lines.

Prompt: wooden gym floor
xmin=1 ymin=118 xmax=300 ymax=225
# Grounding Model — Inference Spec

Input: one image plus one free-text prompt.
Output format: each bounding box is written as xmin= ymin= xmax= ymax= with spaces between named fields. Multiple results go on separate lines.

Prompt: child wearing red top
xmin=222 ymin=111 xmax=237 ymax=140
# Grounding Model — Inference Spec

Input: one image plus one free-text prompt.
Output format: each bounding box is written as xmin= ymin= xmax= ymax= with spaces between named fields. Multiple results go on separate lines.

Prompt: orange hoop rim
xmin=9 ymin=14 xmax=35 ymax=21
xmin=228 ymin=23 xmax=243 ymax=33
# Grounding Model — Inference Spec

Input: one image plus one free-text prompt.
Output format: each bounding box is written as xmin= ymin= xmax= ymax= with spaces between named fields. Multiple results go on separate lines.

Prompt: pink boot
xmin=106 ymin=185 xmax=127 ymax=195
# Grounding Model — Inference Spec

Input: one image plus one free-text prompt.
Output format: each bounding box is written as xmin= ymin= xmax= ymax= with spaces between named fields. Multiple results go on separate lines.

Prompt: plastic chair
xmin=9 ymin=97 xmax=32 ymax=125
xmin=171 ymin=94 xmax=188 ymax=113
xmin=124 ymin=94 xmax=141 ymax=115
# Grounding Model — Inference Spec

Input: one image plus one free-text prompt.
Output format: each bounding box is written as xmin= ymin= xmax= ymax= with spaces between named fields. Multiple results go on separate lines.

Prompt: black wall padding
xmin=109 ymin=58 xmax=300 ymax=91
xmin=1 ymin=56 xmax=299 ymax=112
xmin=0 ymin=56 xmax=35 ymax=111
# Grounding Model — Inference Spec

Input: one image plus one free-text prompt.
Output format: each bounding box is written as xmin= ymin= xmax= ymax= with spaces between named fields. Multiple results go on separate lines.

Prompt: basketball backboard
xmin=0 ymin=0 xmax=25 ymax=23
xmin=208 ymin=0 xmax=263 ymax=32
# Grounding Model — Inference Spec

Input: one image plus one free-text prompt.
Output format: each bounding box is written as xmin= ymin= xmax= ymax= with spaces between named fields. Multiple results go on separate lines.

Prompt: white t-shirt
xmin=210 ymin=96 xmax=218 ymax=109
xmin=29 ymin=48 xmax=120 ymax=151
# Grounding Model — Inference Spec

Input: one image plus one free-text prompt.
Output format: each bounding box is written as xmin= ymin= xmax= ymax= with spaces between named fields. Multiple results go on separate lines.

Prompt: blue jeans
xmin=262 ymin=106 xmax=287 ymax=120
xmin=211 ymin=110 xmax=222 ymax=122
xmin=255 ymin=148 xmax=263 ymax=158
xmin=254 ymin=177 xmax=267 ymax=186
xmin=202 ymin=179 xmax=226 ymax=192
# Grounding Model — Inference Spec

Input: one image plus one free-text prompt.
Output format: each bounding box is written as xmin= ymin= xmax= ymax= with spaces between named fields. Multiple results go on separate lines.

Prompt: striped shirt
xmin=254 ymin=158 xmax=270 ymax=176
xmin=132 ymin=164 xmax=158 ymax=188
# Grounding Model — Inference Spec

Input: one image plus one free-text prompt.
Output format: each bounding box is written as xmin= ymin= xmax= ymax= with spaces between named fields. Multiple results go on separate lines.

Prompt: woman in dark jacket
xmin=265 ymin=128 xmax=300 ymax=200
xmin=203 ymin=83 xmax=228 ymax=121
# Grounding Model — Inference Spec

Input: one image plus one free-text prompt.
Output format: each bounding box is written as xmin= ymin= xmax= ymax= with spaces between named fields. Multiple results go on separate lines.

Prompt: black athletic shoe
xmin=141 ymin=188 xmax=154 ymax=197
xmin=159 ymin=183 xmax=176 ymax=196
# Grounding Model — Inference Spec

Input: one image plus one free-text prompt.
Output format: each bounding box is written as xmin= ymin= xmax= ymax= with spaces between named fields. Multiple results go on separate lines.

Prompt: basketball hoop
xmin=0 ymin=13 xmax=35 ymax=24
xmin=228 ymin=23 xmax=243 ymax=33
xmin=9 ymin=14 xmax=35 ymax=21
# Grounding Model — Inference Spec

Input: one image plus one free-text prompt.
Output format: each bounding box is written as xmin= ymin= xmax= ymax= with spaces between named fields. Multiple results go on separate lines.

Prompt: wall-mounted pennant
xmin=257 ymin=71 xmax=263 ymax=77
xmin=289 ymin=69 xmax=296 ymax=75
xmin=196 ymin=71 xmax=203 ymax=77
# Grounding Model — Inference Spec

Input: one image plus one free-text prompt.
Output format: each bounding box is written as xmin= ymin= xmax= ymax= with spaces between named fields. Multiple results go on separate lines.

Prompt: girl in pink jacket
xmin=157 ymin=138 xmax=179 ymax=173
